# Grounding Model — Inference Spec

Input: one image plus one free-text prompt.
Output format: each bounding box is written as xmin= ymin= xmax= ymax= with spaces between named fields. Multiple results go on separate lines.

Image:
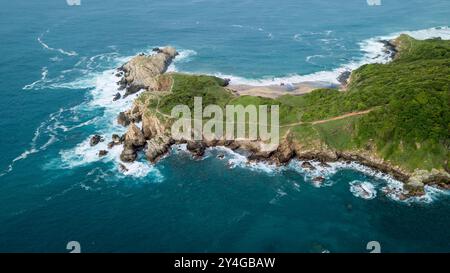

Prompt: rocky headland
xmin=93 ymin=38 xmax=449 ymax=201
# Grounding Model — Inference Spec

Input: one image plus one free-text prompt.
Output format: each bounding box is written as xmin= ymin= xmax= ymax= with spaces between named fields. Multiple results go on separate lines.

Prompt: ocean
xmin=0 ymin=0 xmax=449 ymax=252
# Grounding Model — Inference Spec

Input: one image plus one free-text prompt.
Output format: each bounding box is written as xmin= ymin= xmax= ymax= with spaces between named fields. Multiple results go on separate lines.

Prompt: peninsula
xmin=94 ymin=35 xmax=450 ymax=200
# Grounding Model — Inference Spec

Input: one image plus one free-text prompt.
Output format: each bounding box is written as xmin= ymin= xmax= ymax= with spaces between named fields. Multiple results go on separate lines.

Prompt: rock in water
xmin=98 ymin=150 xmax=108 ymax=157
xmin=90 ymin=135 xmax=104 ymax=146
xmin=113 ymin=92 xmax=121 ymax=101
xmin=118 ymin=46 xmax=178 ymax=97
xmin=119 ymin=163 xmax=129 ymax=173
xmin=120 ymin=144 xmax=137 ymax=162
xmin=319 ymin=161 xmax=331 ymax=168
xmin=301 ymin=161 xmax=316 ymax=170
xmin=119 ymin=123 xmax=146 ymax=163
xmin=112 ymin=134 xmax=122 ymax=144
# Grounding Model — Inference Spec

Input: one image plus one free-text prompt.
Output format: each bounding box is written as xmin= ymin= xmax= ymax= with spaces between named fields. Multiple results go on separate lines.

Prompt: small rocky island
xmin=91 ymin=35 xmax=450 ymax=200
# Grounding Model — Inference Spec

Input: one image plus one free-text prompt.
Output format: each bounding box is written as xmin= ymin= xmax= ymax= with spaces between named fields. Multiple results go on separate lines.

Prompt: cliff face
xmin=117 ymin=47 xmax=178 ymax=97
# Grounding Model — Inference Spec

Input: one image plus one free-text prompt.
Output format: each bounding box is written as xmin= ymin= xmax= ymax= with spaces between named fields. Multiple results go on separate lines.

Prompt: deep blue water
xmin=0 ymin=0 xmax=449 ymax=252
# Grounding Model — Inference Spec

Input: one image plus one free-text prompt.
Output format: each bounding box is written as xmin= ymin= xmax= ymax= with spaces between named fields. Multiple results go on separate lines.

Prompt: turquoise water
xmin=0 ymin=0 xmax=449 ymax=252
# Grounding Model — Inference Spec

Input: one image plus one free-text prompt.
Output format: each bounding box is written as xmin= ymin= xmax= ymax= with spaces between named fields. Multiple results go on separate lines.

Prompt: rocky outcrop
xmin=117 ymin=46 xmax=178 ymax=97
xmin=407 ymin=169 xmax=450 ymax=192
xmin=117 ymin=112 xmax=131 ymax=127
xmin=120 ymin=145 xmax=138 ymax=162
xmin=113 ymin=92 xmax=121 ymax=101
xmin=301 ymin=161 xmax=316 ymax=170
xmin=337 ymin=71 xmax=351 ymax=86
xmin=186 ymin=141 xmax=206 ymax=157
xmin=145 ymin=134 xmax=173 ymax=163
xmin=120 ymin=123 xmax=146 ymax=162
xmin=117 ymin=107 xmax=142 ymax=128
xmin=335 ymin=151 xmax=410 ymax=182
xmin=124 ymin=123 xmax=146 ymax=147
xmin=380 ymin=39 xmax=398 ymax=59
xmin=142 ymin=113 xmax=165 ymax=139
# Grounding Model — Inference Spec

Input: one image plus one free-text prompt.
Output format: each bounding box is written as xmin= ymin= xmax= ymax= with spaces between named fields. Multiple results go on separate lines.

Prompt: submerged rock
xmin=301 ymin=161 xmax=316 ymax=171
xmin=107 ymin=141 xmax=115 ymax=149
xmin=119 ymin=163 xmax=129 ymax=173
xmin=313 ymin=176 xmax=325 ymax=183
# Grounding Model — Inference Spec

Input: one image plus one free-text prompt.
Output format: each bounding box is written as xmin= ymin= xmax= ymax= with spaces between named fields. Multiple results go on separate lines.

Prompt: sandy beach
xmin=228 ymin=81 xmax=339 ymax=98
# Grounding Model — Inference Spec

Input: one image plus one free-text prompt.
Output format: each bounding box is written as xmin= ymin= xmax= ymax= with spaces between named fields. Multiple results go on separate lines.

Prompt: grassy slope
xmin=140 ymin=35 xmax=450 ymax=172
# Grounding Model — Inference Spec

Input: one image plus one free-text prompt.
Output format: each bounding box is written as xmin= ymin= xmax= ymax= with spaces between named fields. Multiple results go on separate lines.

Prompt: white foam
xmin=208 ymin=146 xmax=279 ymax=174
xmin=23 ymin=67 xmax=49 ymax=90
xmin=212 ymin=26 xmax=450 ymax=86
xmin=37 ymin=30 xmax=78 ymax=56
xmin=167 ymin=49 xmax=198 ymax=72
xmin=350 ymin=180 xmax=377 ymax=200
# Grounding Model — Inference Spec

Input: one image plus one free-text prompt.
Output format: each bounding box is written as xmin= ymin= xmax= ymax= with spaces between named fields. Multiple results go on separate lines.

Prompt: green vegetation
xmin=141 ymin=35 xmax=450 ymax=172
xmin=158 ymin=73 xmax=233 ymax=114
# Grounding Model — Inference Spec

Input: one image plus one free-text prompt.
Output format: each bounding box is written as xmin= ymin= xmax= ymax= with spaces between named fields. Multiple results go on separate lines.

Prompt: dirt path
xmin=281 ymin=109 xmax=373 ymax=128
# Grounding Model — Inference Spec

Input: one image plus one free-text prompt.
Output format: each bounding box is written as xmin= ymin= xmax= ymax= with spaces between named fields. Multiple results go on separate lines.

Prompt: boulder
xmin=112 ymin=134 xmax=122 ymax=144
xmin=187 ymin=141 xmax=206 ymax=157
xmin=89 ymin=135 xmax=103 ymax=146
xmin=98 ymin=150 xmax=108 ymax=157
xmin=113 ymin=92 xmax=121 ymax=101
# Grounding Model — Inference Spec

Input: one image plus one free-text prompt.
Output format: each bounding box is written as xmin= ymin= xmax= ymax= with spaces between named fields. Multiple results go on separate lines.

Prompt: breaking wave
xmin=211 ymin=26 xmax=450 ymax=86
